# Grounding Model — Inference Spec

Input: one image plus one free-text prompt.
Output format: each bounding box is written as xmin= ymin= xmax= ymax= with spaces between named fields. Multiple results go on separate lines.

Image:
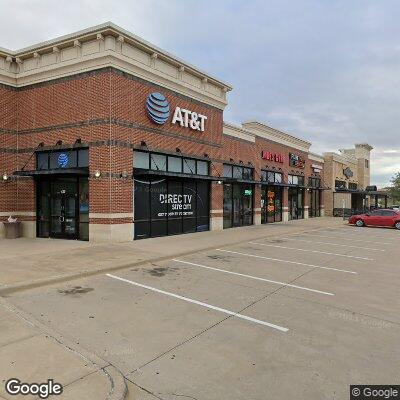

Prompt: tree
xmin=388 ymin=172 xmax=400 ymax=203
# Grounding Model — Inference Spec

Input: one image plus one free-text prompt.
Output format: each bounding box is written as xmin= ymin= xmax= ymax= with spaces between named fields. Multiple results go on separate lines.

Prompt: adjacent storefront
xmin=260 ymin=170 xmax=283 ymax=223
xmin=223 ymin=164 xmax=254 ymax=229
xmin=288 ymin=175 xmax=305 ymax=220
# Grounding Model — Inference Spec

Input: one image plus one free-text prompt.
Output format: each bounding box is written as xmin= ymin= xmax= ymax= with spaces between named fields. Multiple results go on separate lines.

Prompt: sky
xmin=1 ymin=0 xmax=399 ymax=187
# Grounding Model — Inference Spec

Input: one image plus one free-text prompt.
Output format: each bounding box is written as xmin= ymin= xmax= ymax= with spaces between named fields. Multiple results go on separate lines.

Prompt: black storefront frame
xmin=133 ymin=175 xmax=210 ymax=240
xmin=223 ymin=183 xmax=254 ymax=229
xmin=309 ymin=189 xmax=321 ymax=218
xmin=288 ymin=186 xmax=305 ymax=220
xmin=36 ymin=175 xmax=89 ymax=241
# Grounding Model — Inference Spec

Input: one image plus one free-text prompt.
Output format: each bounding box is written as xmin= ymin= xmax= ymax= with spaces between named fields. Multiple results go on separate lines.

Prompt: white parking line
xmin=106 ymin=274 xmax=288 ymax=332
xmin=215 ymin=249 xmax=357 ymax=274
xmin=278 ymin=237 xmax=385 ymax=252
xmin=172 ymin=259 xmax=334 ymax=296
xmin=298 ymin=233 xmax=393 ymax=245
xmin=249 ymin=242 xmax=373 ymax=261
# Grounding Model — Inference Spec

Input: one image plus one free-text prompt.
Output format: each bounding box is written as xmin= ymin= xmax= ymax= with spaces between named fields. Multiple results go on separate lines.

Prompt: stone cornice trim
xmin=223 ymin=122 xmax=255 ymax=143
xmin=0 ymin=23 xmax=232 ymax=109
xmin=241 ymin=121 xmax=311 ymax=152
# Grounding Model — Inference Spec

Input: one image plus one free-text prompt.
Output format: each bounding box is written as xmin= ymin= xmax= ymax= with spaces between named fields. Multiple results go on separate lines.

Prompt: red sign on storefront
xmin=261 ymin=151 xmax=284 ymax=163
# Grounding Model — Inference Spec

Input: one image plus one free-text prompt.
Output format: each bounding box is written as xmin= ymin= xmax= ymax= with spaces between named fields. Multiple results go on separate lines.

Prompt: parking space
xmin=7 ymin=225 xmax=400 ymax=399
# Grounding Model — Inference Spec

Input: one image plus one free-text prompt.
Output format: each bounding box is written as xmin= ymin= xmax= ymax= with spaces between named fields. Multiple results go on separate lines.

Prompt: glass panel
xmin=232 ymin=184 xmax=242 ymax=227
xmin=79 ymin=179 xmax=89 ymax=223
xmin=183 ymin=159 xmax=196 ymax=174
xmin=183 ymin=181 xmax=196 ymax=233
xmin=50 ymin=151 xmax=77 ymax=169
xmin=267 ymin=187 xmax=275 ymax=223
xmin=196 ymin=181 xmax=209 ymax=231
xmin=65 ymin=196 xmax=76 ymax=218
xmin=223 ymin=184 xmax=232 ymax=228
xmin=261 ymin=171 xmax=267 ymax=182
xmin=168 ymin=156 xmax=182 ymax=173
xmin=196 ymin=160 xmax=208 ymax=176
xmin=275 ymin=187 xmax=282 ymax=222
xmin=275 ymin=173 xmax=282 ymax=183
xmin=242 ymin=168 xmax=253 ymax=180
xmin=78 ymin=149 xmax=89 ymax=167
xmin=267 ymin=172 xmax=275 ymax=183
xmin=150 ymin=179 xmax=167 ymax=237
xmin=242 ymin=185 xmax=253 ymax=226
xmin=167 ymin=181 xmax=183 ymax=235
xmin=37 ymin=153 xmax=48 ymax=170
xmin=64 ymin=217 xmax=76 ymax=235
xmin=223 ymin=164 xmax=232 ymax=178
xmin=134 ymin=151 xmax=150 ymax=169
xmin=233 ymin=166 xmax=242 ymax=179
xmin=151 ymin=154 xmax=167 ymax=171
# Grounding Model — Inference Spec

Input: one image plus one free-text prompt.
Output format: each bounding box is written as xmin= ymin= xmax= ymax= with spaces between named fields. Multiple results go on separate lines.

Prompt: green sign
xmin=244 ymin=189 xmax=252 ymax=196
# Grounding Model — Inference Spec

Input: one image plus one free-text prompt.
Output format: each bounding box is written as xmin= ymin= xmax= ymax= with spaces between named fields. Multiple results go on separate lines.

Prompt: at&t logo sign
xmin=146 ymin=92 xmax=207 ymax=132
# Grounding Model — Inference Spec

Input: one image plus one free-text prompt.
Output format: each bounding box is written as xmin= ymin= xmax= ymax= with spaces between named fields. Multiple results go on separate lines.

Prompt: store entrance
xmin=223 ymin=184 xmax=253 ymax=228
xmin=288 ymin=187 xmax=304 ymax=220
xmin=309 ymin=189 xmax=321 ymax=218
xmin=261 ymin=185 xmax=283 ymax=223
xmin=37 ymin=177 xmax=89 ymax=240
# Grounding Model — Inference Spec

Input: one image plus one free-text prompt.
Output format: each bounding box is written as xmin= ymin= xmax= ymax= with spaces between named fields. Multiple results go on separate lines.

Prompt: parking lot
xmin=7 ymin=225 xmax=400 ymax=399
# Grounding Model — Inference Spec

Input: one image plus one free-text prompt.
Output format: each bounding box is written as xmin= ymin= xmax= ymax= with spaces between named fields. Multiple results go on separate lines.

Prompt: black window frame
xmin=36 ymin=148 xmax=89 ymax=171
xmin=134 ymin=150 xmax=209 ymax=176
xmin=261 ymin=170 xmax=283 ymax=184
xmin=223 ymin=163 xmax=254 ymax=180
xmin=335 ymin=180 xmax=347 ymax=189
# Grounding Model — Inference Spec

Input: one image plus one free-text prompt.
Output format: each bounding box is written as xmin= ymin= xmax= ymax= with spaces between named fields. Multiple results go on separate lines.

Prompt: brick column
xmin=253 ymin=184 xmax=261 ymax=225
xmin=282 ymin=187 xmax=289 ymax=222
xmin=304 ymin=188 xmax=310 ymax=219
xmin=210 ymin=181 xmax=223 ymax=230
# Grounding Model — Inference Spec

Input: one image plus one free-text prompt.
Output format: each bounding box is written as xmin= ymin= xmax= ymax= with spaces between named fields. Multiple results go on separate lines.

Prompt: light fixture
xmin=56 ymin=140 xmax=63 ymax=146
xmin=230 ymin=158 xmax=234 ymax=162
xmin=75 ymin=138 xmax=82 ymax=145
xmin=2 ymin=173 xmax=10 ymax=182
xmin=121 ymin=171 xmax=129 ymax=178
xmin=140 ymin=141 xmax=147 ymax=147
xmin=176 ymin=147 xmax=181 ymax=153
xmin=94 ymin=170 xmax=101 ymax=178
xmin=38 ymin=142 xmax=44 ymax=147
xmin=204 ymin=153 xmax=209 ymax=158
xmin=217 ymin=180 xmax=223 ymax=185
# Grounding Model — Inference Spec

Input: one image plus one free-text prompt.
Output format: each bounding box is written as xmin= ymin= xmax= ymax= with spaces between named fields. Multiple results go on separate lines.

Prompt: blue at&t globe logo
xmin=146 ymin=92 xmax=170 ymax=125
xmin=57 ymin=153 xmax=69 ymax=168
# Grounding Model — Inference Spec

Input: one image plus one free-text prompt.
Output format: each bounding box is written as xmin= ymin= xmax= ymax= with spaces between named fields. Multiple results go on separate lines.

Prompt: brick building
xmin=0 ymin=23 xmax=326 ymax=241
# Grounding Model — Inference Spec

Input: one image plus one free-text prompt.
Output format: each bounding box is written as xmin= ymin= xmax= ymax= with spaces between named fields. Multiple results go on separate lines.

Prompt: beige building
xmin=324 ymin=144 xmax=387 ymax=216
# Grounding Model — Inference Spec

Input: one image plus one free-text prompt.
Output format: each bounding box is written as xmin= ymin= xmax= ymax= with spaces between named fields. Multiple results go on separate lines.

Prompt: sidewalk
xmin=0 ymin=218 xmax=346 ymax=296
xmin=0 ymin=299 xmax=126 ymax=400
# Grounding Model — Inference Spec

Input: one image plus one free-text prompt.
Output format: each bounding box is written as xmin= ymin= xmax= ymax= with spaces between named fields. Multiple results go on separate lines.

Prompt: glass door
xmin=50 ymin=179 xmax=78 ymax=239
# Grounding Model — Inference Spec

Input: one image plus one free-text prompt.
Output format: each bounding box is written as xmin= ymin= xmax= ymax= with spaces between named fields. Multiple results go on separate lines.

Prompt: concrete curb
xmin=0 ymin=225 xmax=337 ymax=297
xmin=0 ymin=298 xmax=128 ymax=400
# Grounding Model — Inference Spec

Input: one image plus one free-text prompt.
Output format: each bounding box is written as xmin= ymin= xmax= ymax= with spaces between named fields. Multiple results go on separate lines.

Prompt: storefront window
xmin=335 ymin=180 xmax=347 ymax=189
xmin=36 ymin=148 xmax=88 ymax=171
xmin=223 ymin=163 xmax=254 ymax=180
xmin=151 ymin=154 xmax=167 ymax=171
xmin=168 ymin=156 xmax=182 ymax=172
xmin=134 ymin=178 xmax=209 ymax=239
xmin=288 ymin=187 xmax=304 ymax=220
xmin=223 ymin=183 xmax=253 ymax=228
xmin=134 ymin=151 xmax=209 ymax=177
xmin=261 ymin=170 xmax=283 ymax=184
xmin=134 ymin=151 xmax=150 ymax=169
xmin=261 ymin=186 xmax=282 ymax=223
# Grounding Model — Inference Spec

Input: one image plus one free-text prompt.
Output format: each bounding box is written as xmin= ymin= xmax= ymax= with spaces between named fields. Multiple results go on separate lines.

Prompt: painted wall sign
xmin=146 ymin=92 xmax=207 ymax=132
xmin=343 ymin=167 xmax=354 ymax=179
xmin=289 ymin=153 xmax=305 ymax=169
xmin=261 ymin=151 xmax=284 ymax=163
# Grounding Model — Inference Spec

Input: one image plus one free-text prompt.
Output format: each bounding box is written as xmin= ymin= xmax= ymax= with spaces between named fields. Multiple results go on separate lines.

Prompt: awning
xmin=335 ymin=188 xmax=388 ymax=196
xmin=13 ymin=168 xmax=89 ymax=177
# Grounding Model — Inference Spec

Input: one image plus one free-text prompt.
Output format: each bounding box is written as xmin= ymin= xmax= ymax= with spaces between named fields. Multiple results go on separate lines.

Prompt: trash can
xmin=3 ymin=221 xmax=22 ymax=239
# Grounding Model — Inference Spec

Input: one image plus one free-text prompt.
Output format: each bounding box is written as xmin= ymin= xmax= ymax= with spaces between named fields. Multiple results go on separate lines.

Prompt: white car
xmin=390 ymin=205 xmax=400 ymax=211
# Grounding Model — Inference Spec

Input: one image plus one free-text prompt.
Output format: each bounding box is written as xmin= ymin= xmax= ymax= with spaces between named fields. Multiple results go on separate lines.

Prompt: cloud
xmin=0 ymin=0 xmax=399 ymax=186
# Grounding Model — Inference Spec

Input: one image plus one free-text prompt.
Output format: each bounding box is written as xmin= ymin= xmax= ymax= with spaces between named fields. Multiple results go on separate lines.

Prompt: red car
xmin=349 ymin=209 xmax=400 ymax=229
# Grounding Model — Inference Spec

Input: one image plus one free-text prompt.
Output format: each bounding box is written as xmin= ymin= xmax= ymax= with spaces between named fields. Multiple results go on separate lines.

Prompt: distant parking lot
xmin=9 ymin=225 xmax=400 ymax=400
